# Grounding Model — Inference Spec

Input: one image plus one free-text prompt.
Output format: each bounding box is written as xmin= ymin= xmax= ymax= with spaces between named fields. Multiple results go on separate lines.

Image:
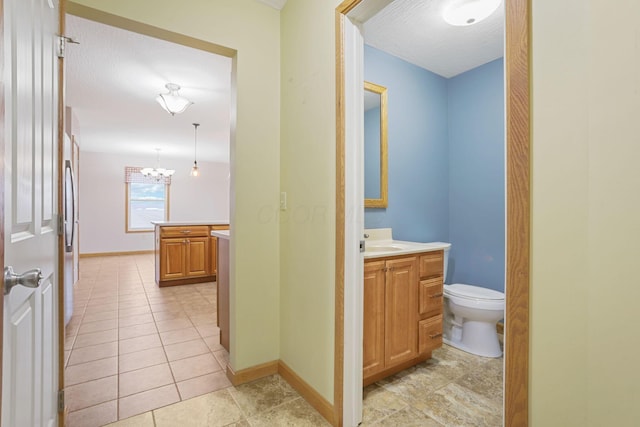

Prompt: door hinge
xmin=57 ymin=35 xmax=79 ymax=58
xmin=57 ymin=216 xmax=64 ymax=236
xmin=57 ymin=390 xmax=64 ymax=413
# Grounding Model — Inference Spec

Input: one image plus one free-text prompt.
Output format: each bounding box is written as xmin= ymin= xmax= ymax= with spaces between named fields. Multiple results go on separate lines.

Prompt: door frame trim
xmin=334 ymin=0 xmax=531 ymax=425
xmin=0 ymin=0 xmax=5 ymax=416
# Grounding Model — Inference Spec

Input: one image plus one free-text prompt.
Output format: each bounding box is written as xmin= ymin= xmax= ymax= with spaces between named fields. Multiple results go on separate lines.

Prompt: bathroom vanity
xmin=363 ymin=231 xmax=448 ymax=385
xmin=153 ymin=221 xmax=229 ymax=287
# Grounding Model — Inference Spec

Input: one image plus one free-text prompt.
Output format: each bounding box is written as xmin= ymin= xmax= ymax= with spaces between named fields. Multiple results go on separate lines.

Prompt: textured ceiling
xmin=65 ymin=15 xmax=232 ymax=162
xmin=363 ymin=0 xmax=504 ymax=78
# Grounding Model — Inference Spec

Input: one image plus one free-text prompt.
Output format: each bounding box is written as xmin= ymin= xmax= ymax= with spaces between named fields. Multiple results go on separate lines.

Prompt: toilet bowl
xmin=443 ymin=283 xmax=505 ymax=358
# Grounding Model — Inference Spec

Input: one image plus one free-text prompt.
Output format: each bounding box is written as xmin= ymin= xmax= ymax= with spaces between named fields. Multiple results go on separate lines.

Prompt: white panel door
xmin=2 ymin=0 xmax=60 ymax=426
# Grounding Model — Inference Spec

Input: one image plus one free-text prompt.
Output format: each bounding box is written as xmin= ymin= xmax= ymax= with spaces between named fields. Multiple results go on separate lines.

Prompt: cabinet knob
xmin=429 ymin=333 xmax=443 ymax=339
xmin=430 ymin=292 xmax=443 ymax=298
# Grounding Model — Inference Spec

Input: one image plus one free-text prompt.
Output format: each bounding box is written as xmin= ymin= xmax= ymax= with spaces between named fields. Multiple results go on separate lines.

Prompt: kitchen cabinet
xmin=363 ymin=250 xmax=443 ymax=385
xmin=154 ymin=223 xmax=227 ymax=287
xmin=209 ymin=224 xmax=230 ymax=277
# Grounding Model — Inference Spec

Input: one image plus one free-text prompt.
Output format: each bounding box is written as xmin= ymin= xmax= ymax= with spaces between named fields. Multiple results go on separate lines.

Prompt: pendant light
xmin=190 ymin=123 xmax=200 ymax=177
xmin=156 ymin=83 xmax=193 ymax=116
xmin=141 ymin=148 xmax=175 ymax=180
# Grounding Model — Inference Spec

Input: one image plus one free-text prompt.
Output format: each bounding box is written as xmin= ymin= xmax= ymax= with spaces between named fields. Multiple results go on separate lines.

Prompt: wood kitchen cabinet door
xmin=160 ymin=239 xmax=187 ymax=280
xmin=363 ymin=260 xmax=386 ymax=378
xmin=186 ymin=237 xmax=209 ymax=277
xmin=384 ymin=257 xmax=418 ymax=367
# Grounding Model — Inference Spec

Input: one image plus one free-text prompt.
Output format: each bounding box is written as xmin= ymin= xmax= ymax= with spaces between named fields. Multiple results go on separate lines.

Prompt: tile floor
xmin=67 ymin=254 xmax=503 ymax=426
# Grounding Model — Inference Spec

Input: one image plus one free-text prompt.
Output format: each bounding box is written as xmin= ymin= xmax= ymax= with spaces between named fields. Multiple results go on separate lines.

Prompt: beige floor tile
xmin=119 ymin=346 xmax=168 ymax=373
xmin=86 ymin=296 xmax=118 ymax=306
xmin=104 ymin=411 xmax=155 ymax=427
xmin=195 ymin=323 xmax=220 ymax=338
xmin=118 ymin=313 xmax=155 ymax=327
xmin=119 ymin=322 xmax=158 ymax=340
xmin=119 ymin=333 xmax=162 ymax=355
xmin=68 ymin=341 xmax=118 ymax=366
xmin=77 ymin=318 xmax=118 ymax=335
xmin=82 ymin=310 xmax=118 ymax=323
xmin=176 ymin=371 xmax=232 ymax=401
xmin=366 ymin=406 xmax=442 ymax=426
xmin=189 ymin=314 xmax=217 ymax=326
xmin=164 ymin=338 xmax=210 ymax=362
xmin=361 ymin=384 xmax=409 ymax=425
xmin=156 ymin=318 xmax=193 ymax=333
xmin=119 ymin=384 xmax=180 ymax=420
xmin=119 ymin=299 xmax=150 ymax=309
xmin=118 ymin=305 xmax=152 ymax=318
xmin=247 ymin=397 xmax=330 ymax=427
xmin=119 ymin=363 xmax=175 ymax=397
xmin=202 ymin=335 xmax=224 ymax=353
xmin=65 ymin=375 xmax=118 ymax=412
xmin=84 ymin=302 xmax=118 ymax=314
xmin=152 ymin=310 xmax=188 ymax=322
xmin=159 ymin=327 xmax=201 ymax=345
xmin=213 ymin=349 xmax=230 ymax=368
xmin=229 ymin=375 xmax=299 ymax=417
xmin=66 ymin=400 xmax=118 ymax=427
xmin=150 ymin=302 xmax=183 ymax=313
xmin=74 ymin=328 xmax=118 ymax=349
xmin=169 ymin=353 xmax=222 ymax=382
xmin=118 ymin=292 xmax=147 ymax=301
xmin=153 ymin=389 xmax=243 ymax=427
xmin=65 ymin=356 xmax=118 ymax=386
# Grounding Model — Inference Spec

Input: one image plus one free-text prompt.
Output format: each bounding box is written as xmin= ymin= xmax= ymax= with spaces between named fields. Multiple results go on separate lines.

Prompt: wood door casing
xmin=384 ymin=257 xmax=418 ymax=367
xmin=363 ymin=260 xmax=385 ymax=378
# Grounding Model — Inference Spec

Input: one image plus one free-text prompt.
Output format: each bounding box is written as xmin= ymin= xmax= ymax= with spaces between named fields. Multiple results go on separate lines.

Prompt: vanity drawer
xmin=419 ymin=278 xmax=443 ymax=318
xmin=418 ymin=315 xmax=443 ymax=355
xmin=161 ymin=226 xmax=209 ymax=238
xmin=210 ymin=224 xmax=229 ymax=231
xmin=419 ymin=250 xmax=443 ymax=278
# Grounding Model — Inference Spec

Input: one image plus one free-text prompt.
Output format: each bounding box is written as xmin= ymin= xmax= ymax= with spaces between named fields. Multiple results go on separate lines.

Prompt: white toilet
xmin=442 ymin=246 xmax=505 ymax=358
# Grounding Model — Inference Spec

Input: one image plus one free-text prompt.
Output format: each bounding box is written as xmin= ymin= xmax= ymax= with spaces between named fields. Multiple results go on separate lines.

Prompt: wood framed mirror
xmin=364 ymin=81 xmax=388 ymax=208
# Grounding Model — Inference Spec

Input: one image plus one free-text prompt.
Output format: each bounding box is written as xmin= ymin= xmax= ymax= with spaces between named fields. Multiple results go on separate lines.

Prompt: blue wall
xmin=364 ymin=45 xmax=450 ymax=243
xmin=364 ymin=46 xmax=505 ymax=292
xmin=447 ymin=58 xmax=505 ymax=292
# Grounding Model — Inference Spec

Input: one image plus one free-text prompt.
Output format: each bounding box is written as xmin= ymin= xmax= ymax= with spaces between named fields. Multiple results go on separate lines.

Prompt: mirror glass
xmin=364 ymin=81 xmax=388 ymax=208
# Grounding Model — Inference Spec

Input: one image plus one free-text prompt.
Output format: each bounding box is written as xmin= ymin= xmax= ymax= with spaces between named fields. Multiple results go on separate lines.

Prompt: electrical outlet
xmin=280 ymin=192 xmax=287 ymax=210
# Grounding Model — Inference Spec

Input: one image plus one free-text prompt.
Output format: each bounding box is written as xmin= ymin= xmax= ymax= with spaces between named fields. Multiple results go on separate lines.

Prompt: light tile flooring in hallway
xmin=66 ymin=254 xmax=502 ymax=426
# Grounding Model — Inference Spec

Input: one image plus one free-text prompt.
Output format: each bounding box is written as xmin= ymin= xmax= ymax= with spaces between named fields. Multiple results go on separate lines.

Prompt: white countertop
xmin=364 ymin=239 xmax=450 ymax=259
xmin=152 ymin=221 xmax=229 ymax=226
xmin=211 ymin=230 xmax=230 ymax=239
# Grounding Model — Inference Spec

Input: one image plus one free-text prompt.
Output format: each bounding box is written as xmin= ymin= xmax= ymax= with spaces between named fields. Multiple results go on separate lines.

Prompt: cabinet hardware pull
xmin=430 ymin=293 xmax=443 ymax=298
xmin=429 ymin=333 xmax=443 ymax=339
xmin=181 ymin=230 xmax=191 ymax=234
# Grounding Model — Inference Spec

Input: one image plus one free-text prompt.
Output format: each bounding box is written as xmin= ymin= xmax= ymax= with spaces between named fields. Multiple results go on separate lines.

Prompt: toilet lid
xmin=445 ymin=284 xmax=504 ymax=300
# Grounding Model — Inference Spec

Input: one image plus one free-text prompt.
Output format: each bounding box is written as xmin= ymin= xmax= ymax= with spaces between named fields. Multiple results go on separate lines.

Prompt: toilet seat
xmin=444 ymin=284 xmax=505 ymax=311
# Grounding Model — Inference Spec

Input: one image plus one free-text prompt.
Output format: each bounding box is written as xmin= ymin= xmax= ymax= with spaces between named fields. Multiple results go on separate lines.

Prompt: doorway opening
xmin=61 ymin=4 xmax=235 ymax=423
xmin=335 ymin=0 xmax=530 ymax=425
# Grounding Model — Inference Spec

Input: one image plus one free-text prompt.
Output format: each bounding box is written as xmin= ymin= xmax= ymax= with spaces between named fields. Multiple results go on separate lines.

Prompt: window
xmin=125 ymin=167 xmax=170 ymax=232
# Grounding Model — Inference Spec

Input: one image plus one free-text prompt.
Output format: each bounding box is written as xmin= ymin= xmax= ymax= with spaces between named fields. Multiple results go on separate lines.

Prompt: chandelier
xmin=156 ymin=83 xmax=193 ymax=116
xmin=141 ymin=148 xmax=175 ymax=180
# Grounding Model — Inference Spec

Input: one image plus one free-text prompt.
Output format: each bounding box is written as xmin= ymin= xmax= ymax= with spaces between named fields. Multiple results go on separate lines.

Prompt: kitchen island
xmin=210 ymin=229 xmax=230 ymax=352
xmin=153 ymin=221 xmax=229 ymax=287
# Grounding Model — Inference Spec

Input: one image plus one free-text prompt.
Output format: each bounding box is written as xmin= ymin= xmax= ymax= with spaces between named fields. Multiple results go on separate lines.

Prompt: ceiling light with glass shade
xmin=156 ymin=83 xmax=193 ymax=116
xmin=190 ymin=123 xmax=200 ymax=177
xmin=141 ymin=148 xmax=175 ymax=180
xmin=442 ymin=0 xmax=502 ymax=26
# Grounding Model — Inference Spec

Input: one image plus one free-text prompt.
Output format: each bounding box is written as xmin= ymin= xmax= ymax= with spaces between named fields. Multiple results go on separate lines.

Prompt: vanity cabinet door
xmin=384 ymin=257 xmax=418 ymax=367
xmin=363 ymin=260 xmax=386 ymax=378
xmin=160 ymin=238 xmax=187 ymax=280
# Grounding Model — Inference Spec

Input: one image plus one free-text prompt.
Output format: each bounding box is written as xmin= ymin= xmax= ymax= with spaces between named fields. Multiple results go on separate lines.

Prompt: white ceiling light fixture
xmin=155 ymin=83 xmax=193 ymax=115
xmin=190 ymin=123 xmax=200 ymax=177
xmin=141 ymin=148 xmax=175 ymax=180
xmin=442 ymin=0 xmax=502 ymax=26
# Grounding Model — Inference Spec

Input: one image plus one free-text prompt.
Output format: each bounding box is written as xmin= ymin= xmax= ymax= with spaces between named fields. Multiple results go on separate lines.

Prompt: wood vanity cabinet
xmin=363 ymin=250 xmax=444 ymax=385
xmin=155 ymin=225 xmax=218 ymax=287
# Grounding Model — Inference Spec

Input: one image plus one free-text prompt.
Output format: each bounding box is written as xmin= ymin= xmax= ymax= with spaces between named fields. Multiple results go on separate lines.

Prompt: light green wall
xmin=531 ymin=0 xmax=640 ymax=425
xmin=279 ymin=0 xmax=339 ymax=404
xmin=68 ymin=0 xmax=282 ymax=370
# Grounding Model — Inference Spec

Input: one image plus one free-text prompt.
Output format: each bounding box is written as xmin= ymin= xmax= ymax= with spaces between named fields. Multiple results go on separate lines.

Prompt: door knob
xmin=4 ymin=266 xmax=43 ymax=295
